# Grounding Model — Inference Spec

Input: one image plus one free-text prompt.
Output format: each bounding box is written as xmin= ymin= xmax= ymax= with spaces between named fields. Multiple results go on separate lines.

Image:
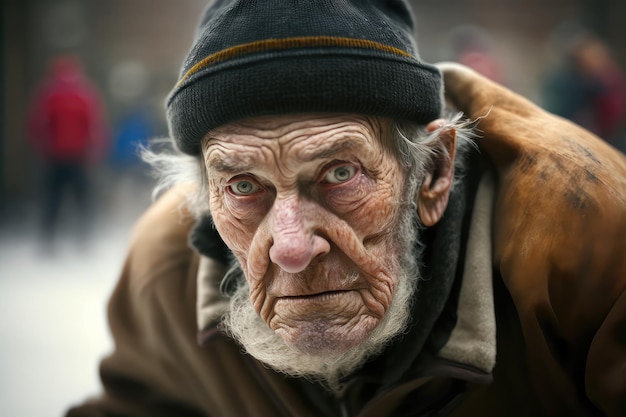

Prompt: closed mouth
xmin=281 ymin=290 xmax=352 ymax=303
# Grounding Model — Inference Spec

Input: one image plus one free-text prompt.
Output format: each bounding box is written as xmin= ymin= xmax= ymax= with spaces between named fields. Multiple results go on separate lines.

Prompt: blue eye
xmin=229 ymin=180 xmax=260 ymax=195
xmin=324 ymin=165 xmax=357 ymax=184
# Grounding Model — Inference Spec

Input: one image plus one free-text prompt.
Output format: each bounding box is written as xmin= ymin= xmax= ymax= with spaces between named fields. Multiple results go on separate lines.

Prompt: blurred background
xmin=1 ymin=0 xmax=625 ymax=416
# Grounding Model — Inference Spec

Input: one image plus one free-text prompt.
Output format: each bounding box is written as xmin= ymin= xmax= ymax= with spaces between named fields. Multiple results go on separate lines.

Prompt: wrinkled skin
xmin=203 ymin=114 xmax=408 ymax=354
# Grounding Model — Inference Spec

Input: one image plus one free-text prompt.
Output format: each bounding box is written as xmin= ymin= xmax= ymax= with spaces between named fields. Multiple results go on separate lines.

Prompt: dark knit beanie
xmin=167 ymin=0 xmax=443 ymax=155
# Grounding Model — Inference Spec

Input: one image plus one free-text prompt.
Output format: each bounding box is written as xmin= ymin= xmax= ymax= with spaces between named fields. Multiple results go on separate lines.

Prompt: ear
xmin=417 ymin=120 xmax=457 ymax=226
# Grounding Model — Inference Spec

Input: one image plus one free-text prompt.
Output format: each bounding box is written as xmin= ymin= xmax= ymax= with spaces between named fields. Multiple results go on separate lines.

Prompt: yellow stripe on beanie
xmin=177 ymin=36 xmax=413 ymax=88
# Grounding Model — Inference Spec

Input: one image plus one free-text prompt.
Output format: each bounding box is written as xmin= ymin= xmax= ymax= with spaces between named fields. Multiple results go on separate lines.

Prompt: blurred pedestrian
xmin=542 ymin=32 xmax=626 ymax=146
xmin=109 ymin=101 xmax=153 ymax=171
xmin=449 ymin=24 xmax=504 ymax=84
xmin=27 ymin=54 xmax=108 ymax=250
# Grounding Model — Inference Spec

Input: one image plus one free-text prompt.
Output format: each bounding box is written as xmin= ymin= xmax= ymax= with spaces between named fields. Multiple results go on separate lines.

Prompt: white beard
xmin=222 ymin=204 xmax=422 ymax=393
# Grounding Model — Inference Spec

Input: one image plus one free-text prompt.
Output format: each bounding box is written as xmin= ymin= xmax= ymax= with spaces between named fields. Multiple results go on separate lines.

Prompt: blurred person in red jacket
xmin=572 ymin=36 xmax=626 ymax=142
xmin=449 ymin=24 xmax=504 ymax=84
xmin=27 ymin=54 xmax=108 ymax=248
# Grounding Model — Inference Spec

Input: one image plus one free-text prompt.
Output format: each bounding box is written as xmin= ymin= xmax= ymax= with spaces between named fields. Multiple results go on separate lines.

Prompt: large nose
xmin=268 ymin=197 xmax=330 ymax=273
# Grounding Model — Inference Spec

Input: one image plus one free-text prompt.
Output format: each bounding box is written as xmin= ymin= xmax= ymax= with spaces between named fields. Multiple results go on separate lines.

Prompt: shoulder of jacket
xmin=124 ymin=184 xmax=199 ymax=296
xmin=490 ymin=119 xmax=626 ymax=340
xmin=131 ymin=185 xmax=196 ymax=245
xmin=487 ymin=129 xmax=626 ymax=416
xmin=490 ymin=120 xmax=626 ymax=266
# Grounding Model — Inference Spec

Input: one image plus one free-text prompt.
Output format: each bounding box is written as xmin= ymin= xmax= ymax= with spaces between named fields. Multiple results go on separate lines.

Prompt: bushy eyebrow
xmin=300 ymin=137 xmax=364 ymax=161
xmin=205 ymin=135 xmax=368 ymax=174
xmin=205 ymin=153 xmax=255 ymax=175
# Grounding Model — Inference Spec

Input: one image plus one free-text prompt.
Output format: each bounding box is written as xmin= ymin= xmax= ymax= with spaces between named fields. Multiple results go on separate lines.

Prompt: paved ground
xmin=0 ymin=172 xmax=154 ymax=417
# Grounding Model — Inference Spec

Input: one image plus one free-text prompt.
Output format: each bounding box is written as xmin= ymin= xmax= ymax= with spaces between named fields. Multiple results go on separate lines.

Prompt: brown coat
xmin=440 ymin=63 xmax=626 ymax=417
xmin=66 ymin=64 xmax=626 ymax=417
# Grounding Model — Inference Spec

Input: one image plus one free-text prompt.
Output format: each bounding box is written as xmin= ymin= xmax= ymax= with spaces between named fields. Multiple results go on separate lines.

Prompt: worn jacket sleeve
xmin=438 ymin=62 xmax=626 ymax=416
xmin=64 ymin=186 xmax=210 ymax=417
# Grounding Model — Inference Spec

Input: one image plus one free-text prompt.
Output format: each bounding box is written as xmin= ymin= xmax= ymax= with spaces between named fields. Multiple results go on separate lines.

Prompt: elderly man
xmin=67 ymin=1 xmax=626 ymax=416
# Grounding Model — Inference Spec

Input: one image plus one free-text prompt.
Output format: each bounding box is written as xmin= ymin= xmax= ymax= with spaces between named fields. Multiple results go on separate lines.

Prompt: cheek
xmin=369 ymin=191 xmax=400 ymax=229
xmin=209 ymin=192 xmax=272 ymax=312
xmin=209 ymin=197 xmax=257 ymax=260
xmin=325 ymin=170 xmax=403 ymax=235
xmin=211 ymin=212 xmax=253 ymax=260
xmin=347 ymin=187 xmax=407 ymax=304
xmin=346 ymin=183 xmax=404 ymax=241
xmin=213 ymin=212 xmax=269 ymax=314
xmin=212 ymin=190 xmax=270 ymax=227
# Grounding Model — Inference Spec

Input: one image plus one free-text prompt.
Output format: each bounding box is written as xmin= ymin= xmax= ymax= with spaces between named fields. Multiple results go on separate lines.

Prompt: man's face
xmin=203 ymin=114 xmax=411 ymax=356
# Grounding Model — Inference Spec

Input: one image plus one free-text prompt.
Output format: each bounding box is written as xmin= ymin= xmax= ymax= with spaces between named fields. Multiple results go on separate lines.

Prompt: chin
xmin=222 ymin=264 xmax=417 ymax=393
xmin=276 ymin=316 xmax=381 ymax=356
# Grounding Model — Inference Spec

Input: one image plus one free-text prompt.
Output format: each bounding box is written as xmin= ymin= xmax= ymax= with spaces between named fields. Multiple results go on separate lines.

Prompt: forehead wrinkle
xmin=207 ymin=153 xmax=253 ymax=175
xmin=203 ymin=116 xmax=382 ymax=176
xmin=278 ymin=125 xmax=375 ymax=164
xmin=296 ymin=136 xmax=368 ymax=163
xmin=204 ymin=141 xmax=263 ymax=174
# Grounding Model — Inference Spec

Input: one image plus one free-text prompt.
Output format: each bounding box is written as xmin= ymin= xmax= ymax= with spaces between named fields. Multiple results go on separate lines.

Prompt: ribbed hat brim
xmin=167 ymin=49 xmax=443 ymax=155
